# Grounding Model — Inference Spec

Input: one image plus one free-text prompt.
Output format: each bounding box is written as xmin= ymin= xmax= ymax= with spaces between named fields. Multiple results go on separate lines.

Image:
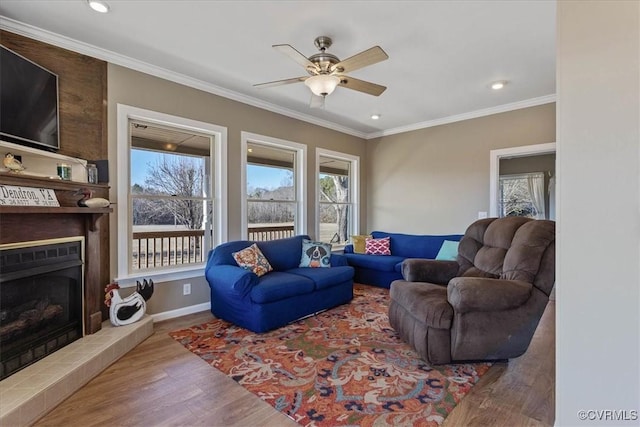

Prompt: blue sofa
xmin=204 ymin=235 xmax=354 ymax=333
xmin=343 ymin=231 xmax=463 ymax=288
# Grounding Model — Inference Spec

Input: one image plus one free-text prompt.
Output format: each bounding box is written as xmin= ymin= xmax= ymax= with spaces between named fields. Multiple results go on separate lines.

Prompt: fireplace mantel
xmin=0 ymin=172 xmax=112 ymax=334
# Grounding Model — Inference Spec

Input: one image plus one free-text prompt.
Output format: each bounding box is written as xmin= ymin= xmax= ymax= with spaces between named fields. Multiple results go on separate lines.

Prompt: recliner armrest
xmin=401 ymin=259 xmax=459 ymax=285
xmin=447 ymin=277 xmax=532 ymax=313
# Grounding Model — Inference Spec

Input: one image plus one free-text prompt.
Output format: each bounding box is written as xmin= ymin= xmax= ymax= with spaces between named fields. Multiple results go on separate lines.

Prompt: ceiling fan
xmin=254 ymin=36 xmax=388 ymax=107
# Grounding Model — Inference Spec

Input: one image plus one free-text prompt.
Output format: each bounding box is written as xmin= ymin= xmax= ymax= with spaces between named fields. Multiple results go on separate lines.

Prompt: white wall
xmin=556 ymin=2 xmax=639 ymax=425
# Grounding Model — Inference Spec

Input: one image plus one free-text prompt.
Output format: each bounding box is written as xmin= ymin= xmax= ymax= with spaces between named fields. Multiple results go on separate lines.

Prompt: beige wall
xmin=106 ymin=64 xmax=367 ymax=314
xmin=366 ymin=103 xmax=556 ymax=234
xmin=556 ymin=1 xmax=639 ymax=422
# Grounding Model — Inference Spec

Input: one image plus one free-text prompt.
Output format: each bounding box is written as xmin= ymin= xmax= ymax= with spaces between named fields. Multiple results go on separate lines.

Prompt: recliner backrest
xmin=457 ymin=217 xmax=556 ymax=295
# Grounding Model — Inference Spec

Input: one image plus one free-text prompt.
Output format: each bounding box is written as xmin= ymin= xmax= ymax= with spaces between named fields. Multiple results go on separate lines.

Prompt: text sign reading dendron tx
xmin=0 ymin=185 xmax=60 ymax=207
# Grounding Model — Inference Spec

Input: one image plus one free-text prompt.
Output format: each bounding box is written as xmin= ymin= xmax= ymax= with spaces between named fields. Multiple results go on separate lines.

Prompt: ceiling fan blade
xmin=253 ymin=76 xmax=308 ymax=89
xmin=273 ymin=44 xmax=320 ymax=73
xmin=338 ymin=76 xmax=387 ymax=96
xmin=309 ymin=94 xmax=325 ymax=109
xmin=330 ymin=46 xmax=388 ymax=74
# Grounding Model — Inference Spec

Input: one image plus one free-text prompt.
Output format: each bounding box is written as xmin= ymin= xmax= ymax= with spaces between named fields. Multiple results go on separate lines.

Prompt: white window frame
xmin=498 ymin=172 xmax=545 ymax=218
xmin=116 ymin=104 xmax=227 ymax=286
xmin=240 ymin=131 xmax=306 ymax=239
xmin=315 ymin=148 xmax=359 ymax=245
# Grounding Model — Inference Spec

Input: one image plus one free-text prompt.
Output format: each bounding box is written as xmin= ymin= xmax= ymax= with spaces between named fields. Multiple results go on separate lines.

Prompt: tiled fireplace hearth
xmin=0 ymin=316 xmax=153 ymax=425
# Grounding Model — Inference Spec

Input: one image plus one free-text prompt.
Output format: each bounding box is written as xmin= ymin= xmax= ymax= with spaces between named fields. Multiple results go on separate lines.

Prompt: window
xmin=117 ymin=105 xmax=227 ymax=284
xmin=241 ymin=132 xmax=306 ymax=241
xmin=316 ymin=149 xmax=359 ymax=246
xmin=499 ymin=172 xmax=546 ymax=219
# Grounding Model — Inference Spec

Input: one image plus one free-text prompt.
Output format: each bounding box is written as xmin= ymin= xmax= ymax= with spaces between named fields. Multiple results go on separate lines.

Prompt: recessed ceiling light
xmin=491 ymin=81 xmax=507 ymax=90
xmin=87 ymin=0 xmax=110 ymax=13
xmin=371 ymin=114 xmax=381 ymax=120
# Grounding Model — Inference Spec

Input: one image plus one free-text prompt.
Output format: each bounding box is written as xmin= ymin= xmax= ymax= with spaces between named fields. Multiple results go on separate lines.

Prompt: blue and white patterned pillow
xmin=299 ymin=239 xmax=332 ymax=268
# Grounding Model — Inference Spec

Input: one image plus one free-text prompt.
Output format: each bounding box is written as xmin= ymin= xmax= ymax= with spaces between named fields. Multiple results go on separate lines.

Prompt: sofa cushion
xmin=208 ymin=240 xmax=254 ymax=267
xmin=232 ymin=243 xmax=273 ymax=277
xmin=435 ymin=240 xmax=460 ymax=261
xmin=257 ymin=235 xmax=309 ymax=271
xmin=299 ymin=239 xmax=332 ymax=268
xmin=287 ymin=266 xmax=354 ymax=290
xmin=250 ymin=271 xmax=315 ymax=304
xmin=365 ymin=236 xmax=391 ymax=255
xmin=351 ymin=235 xmax=371 ymax=254
xmin=343 ymin=253 xmax=406 ymax=272
xmin=371 ymin=231 xmax=463 ymax=259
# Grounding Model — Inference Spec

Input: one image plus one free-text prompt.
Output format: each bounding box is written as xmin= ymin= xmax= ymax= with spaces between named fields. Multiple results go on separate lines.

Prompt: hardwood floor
xmin=35 ymin=300 xmax=555 ymax=426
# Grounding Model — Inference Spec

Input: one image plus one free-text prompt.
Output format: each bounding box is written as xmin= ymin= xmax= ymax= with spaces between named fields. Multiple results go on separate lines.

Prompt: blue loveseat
xmin=343 ymin=231 xmax=463 ymax=288
xmin=205 ymin=235 xmax=354 ymax=333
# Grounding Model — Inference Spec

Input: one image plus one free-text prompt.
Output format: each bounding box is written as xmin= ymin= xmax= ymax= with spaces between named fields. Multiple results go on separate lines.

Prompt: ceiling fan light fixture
xmin=305 ymin=75 xmax=340 ymax=97
xmin=371 ymin=114 xmax=381 ymax=120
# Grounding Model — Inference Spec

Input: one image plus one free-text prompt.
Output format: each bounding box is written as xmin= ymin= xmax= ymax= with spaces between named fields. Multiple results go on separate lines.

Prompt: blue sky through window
xmin=131 ymin=149 xmax=288 ymax=190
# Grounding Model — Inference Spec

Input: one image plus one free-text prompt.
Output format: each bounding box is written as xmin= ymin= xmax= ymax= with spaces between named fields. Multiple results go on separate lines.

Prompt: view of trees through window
xmin=129 ymin=121 xmax=213 ymax=270
xmin=499 ymin=173 xmax=542 ymax=218
xmin=319 ymin=173 xmax=350 ymax=243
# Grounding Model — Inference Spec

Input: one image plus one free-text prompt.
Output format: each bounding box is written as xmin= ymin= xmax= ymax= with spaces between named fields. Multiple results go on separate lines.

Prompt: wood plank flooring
xmin=35 ymin=299 xmax=555 ymax=426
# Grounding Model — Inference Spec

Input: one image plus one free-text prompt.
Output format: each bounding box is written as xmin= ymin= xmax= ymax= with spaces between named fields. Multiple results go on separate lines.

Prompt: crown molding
xmin=1 ymin=17 xmax=556 ymax=142
xmin=365 ymin=94 xmax=556 ymax=139
xmin=0 ymin=17 xmax=368 ymax=139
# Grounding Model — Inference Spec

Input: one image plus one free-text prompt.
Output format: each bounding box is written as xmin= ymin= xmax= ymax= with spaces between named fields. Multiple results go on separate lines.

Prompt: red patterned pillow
xmin=365 ymin=236 xmax=391 ymax=255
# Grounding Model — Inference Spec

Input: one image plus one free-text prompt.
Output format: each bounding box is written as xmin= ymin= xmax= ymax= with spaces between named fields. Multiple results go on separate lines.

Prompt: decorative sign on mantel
xmin=0 ymin=185 xmax=60 ymax=207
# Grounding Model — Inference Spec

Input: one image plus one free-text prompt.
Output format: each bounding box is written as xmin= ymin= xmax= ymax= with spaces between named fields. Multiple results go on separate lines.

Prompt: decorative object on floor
xmin=107 ymin=279 xmax=154 ymax=326
xmin=73 ymin=188 xmax=110 ymax=208
xmin=170 ymin=285 xmax=490 ymax=427
xmin=3 ymin=153 xmax=25 ymax=173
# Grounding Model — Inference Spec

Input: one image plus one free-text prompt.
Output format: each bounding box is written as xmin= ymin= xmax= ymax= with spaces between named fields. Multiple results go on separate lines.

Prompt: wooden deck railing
xmin=131 ymin=225 xmax=296 ymax=269
xmin=132 ymin=229 xmax=205 ymax=270
xmin=248 ymin=225 xmax=295 ymax=241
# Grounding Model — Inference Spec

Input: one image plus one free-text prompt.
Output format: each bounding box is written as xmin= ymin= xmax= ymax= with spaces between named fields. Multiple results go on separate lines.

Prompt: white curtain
xmin=527 ymin=174 xmax=546 ymax=219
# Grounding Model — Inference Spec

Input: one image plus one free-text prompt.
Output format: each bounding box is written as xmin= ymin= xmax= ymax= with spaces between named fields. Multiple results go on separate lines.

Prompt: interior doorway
xmin=489 ymin=143 xmax=556 ymax=218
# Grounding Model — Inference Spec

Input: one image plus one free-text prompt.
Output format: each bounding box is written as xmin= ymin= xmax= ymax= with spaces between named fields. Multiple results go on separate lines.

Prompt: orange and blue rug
xmin=169 ymin=285 xmax=491 ymax=426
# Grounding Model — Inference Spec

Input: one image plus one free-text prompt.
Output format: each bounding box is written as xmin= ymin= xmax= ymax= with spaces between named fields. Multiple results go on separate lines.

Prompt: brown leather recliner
xmin=388 ymin=217 xmax=555 ymax=365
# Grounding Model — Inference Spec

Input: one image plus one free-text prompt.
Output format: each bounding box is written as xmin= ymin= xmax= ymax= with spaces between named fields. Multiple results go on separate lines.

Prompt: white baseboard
xmin=150 ymin=302 xmax=210 ymax=322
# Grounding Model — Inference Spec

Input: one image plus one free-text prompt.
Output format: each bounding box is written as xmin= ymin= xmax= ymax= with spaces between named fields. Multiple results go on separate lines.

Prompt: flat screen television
xmin=0 ymin=45 xmax=60 ymax=152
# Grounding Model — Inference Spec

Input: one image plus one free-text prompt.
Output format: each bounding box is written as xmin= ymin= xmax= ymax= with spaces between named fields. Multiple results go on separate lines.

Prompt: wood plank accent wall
xmin=0 ymin=31 xmax=108 ymax=161
xmin=1 ymin=31 xmax=111 ymax=328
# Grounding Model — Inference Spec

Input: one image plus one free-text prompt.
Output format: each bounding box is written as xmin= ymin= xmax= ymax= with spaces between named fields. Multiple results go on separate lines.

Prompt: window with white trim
xmin=499 ymin=172 xmax=546 ymax=219
xmin=316 ymin=149 xmax=359 ymax=245
xmin=117 ymin=105 xmax=227 ymax=284
xmin=241 ymin=132 xmax=306 ymax=241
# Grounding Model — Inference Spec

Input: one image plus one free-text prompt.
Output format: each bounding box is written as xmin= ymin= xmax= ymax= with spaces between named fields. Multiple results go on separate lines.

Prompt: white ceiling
xmin=0 ymin=1 xmax=556 ymax=139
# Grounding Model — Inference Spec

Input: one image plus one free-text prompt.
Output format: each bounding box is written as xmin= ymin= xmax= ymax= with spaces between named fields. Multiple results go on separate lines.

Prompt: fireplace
xmin=0 ymin=237 xmax=84 ymax=380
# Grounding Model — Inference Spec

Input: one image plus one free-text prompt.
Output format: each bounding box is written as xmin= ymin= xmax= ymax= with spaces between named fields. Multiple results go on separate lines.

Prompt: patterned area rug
xmin=170 ymin=285 xmax=491 ymax=426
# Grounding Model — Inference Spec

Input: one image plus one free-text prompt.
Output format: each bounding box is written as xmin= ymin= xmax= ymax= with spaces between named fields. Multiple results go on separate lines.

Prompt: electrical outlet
xmin=183 ymin=283 xmax=191 ymax=295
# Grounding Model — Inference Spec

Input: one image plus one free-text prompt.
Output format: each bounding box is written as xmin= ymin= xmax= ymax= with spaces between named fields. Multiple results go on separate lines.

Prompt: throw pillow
xmin=435 ymin=240 xmax=459 ymax=261
xmin=351 ymin=235 xmax=371 ymax=254
xmin=365 ymin=236 xmax=391 ymax=255
xmin=232 ymin=243 xmax=273 ymax=277
xmin=300 ymin=239 xmax=332 ymax=268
